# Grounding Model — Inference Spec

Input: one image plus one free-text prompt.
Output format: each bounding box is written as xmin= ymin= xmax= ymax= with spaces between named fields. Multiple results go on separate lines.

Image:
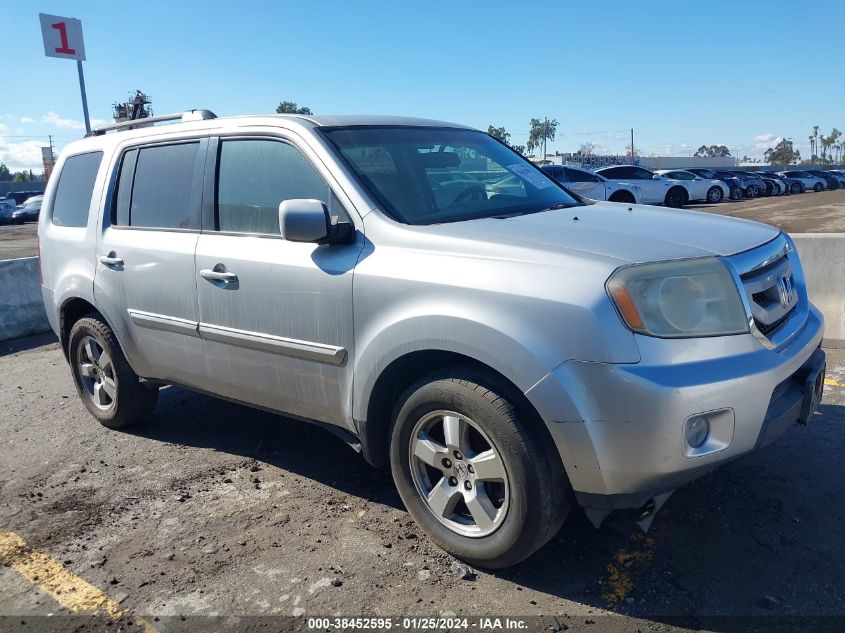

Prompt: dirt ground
xmin=0 ymin=190 xmax=843 ymax=261
xmin=0 ymin=334 xmax=844 ymax=632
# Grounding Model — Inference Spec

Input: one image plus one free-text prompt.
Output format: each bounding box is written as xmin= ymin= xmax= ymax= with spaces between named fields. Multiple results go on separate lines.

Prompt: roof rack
xmin=86 ymin=109 xmax=217 ymax=137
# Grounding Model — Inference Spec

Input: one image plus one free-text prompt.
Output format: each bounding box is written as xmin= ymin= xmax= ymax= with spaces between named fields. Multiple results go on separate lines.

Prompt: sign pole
xmin=76 ymin=60 xmax=91 ymax=134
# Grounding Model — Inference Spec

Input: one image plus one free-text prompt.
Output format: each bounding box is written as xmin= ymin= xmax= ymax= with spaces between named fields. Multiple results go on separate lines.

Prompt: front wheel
xmin=69 ymin=315 xmax=158 ymax=429
xmin=730 ymin=186 xmax=744 ymax=200
xmin=608 ymin=190 xmax=636 ymax=204
xmin=664 ymin=186 xmax=688 ymax=208
xmin=813 ymin=182 xmax=824 ymax=192
xmin=706 ymin=186 xmax=724 ymax=203
xmin=389 ymin=369 xmax=569 ymax=569
xmin=790 ymin=182 xmax=802 ymax=194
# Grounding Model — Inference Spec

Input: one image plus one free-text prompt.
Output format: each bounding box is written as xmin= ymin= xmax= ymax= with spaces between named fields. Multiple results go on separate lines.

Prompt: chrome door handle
xmin=200 ymin=268 xmax=238 ymax=283
xmin=98 ymin=254 xmax=124 ymax=266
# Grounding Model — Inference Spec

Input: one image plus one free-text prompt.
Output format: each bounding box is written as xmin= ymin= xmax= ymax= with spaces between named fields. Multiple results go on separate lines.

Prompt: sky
xmin=2 ymin=0 xmax=844 ymax=172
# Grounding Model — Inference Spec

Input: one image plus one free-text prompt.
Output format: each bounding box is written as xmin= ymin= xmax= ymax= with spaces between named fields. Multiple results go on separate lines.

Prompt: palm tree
xmin=812 ymin=126 xmax=820 ymax=163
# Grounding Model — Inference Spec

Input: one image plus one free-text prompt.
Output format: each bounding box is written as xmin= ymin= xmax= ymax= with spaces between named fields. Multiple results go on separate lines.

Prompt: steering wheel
xmin=450 ymin=185 xmax=487 ymax=206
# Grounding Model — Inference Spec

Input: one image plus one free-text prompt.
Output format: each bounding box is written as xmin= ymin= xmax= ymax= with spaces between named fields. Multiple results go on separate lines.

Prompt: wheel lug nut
xmin=448 ymin=476 xmax=458 ymax=486
xmin=453 ymin=450 xmax=463 ymax=460
xmin=467 ymin=464 xmax=474 ymax=474
xmin=442 ymin=458 xmax=452 ymax=469
xmin=464 ymin=480 xmax=472 ymax=491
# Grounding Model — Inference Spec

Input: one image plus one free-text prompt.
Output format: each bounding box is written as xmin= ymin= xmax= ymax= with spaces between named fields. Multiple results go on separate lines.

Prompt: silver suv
xmin=38 ymin=111 xmax=826 ymax=568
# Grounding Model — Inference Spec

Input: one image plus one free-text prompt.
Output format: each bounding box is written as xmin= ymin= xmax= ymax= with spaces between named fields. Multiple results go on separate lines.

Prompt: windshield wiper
xmin=489 ymin=203 xmax=573 ymax=219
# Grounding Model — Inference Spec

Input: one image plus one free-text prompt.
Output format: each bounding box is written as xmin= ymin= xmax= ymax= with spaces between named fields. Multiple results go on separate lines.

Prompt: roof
xmin=63 ymin=112 xmax=477 ymax=157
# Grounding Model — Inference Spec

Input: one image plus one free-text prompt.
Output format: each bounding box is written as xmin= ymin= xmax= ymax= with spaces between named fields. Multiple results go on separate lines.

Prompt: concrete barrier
xmin=0 ymin=234 xmax=842 ymax=346
xmin=791 ymin=233 xmax=845 ymax=348
xmin=0 ymin=257 xmax=50 ymax=342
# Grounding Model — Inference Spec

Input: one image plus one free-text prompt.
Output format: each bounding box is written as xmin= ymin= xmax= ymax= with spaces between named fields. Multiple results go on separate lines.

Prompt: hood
xmin=425 ymin=202 xmax=780 ymax=264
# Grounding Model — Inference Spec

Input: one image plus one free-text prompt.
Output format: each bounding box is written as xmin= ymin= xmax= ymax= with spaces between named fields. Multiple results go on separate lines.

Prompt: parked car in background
xmin=757 ymin=171 xmax=801 ymax=195
xmin=541 ymin=165 xmax=642 ymax=203
xmin=594 ymin=165 xmax=690 ymax=207
xmin=654 ymin=169 xmax=729 ymax=203
xmin=686 ymin=169 xmax=744 ymax=200
xmin=726 ymin=171 xmax=766 ymax=198
xmin=805 ymin=169 xmax=844 ymax=190
xmin=3 ymin=190 xmax=44 ymax=206
xmin=10 ymin=195 xmax=43 ymax=224
xmin=779 ymin=170 xmax=827 ymax=192
xmin=38 ymin=110 xmax=827 ymax=568
xmin=758 ymin=174 xmax=784 ymax=196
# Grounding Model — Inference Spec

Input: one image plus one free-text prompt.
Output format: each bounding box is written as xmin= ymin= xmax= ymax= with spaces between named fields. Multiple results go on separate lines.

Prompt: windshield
xmin=322 ymin=126 xmax=581 ymax=225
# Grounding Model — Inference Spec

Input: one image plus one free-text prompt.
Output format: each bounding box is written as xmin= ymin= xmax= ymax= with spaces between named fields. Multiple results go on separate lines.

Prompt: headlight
xmin=606 ymin=258 xmax=749 ymax=338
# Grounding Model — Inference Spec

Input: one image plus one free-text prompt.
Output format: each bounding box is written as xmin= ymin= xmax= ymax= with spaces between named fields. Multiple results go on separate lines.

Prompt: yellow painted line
xmin=0 ymin=529 xmax=157 ymax=631
xmin=825 ymin=377 xmax=844 ymax=388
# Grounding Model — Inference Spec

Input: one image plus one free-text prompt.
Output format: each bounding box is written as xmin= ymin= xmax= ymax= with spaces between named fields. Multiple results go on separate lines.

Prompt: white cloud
xmin=42 ymin=111 xmax=86 ymax=129
xmin=754 ymin=136 xmax=782 ymax=151
xmin=753 ymin=133 xmax=777 ymax=143
xmin=20 ymin=116 xmax=35 ymax=124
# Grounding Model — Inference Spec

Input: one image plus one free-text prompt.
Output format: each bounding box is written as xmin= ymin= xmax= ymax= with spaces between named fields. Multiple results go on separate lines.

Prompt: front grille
xmin=755 ymin=311 xmax=791 ymax=335
xmin=732 ymin=238 xmax=799 ymax=340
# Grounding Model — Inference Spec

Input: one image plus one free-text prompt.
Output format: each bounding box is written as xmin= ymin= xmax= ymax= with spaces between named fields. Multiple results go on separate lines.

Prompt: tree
xmin=764 ymin=138 xmax=801 ymax=165
xmin=12 ymin=172 xmax=28 ymax=182
xmin=0 ymin=163 xmax=10 ymax=181
xmin=694 ymin=144 xmax=731 ymax=158
xmin=527 ymin=118 xmax=558 ymax=157
xmin=487 ymin=125 xmax=510 ymax=145
xmin=511 ymin=144 xmax=527 ymax=156
xmin=578 ymin=142 xmax=596 ymax=156
xmin=275 ymin=101 xmax=312 ymax=114
xmin=811 ymin=125 xmax=819 ymax=163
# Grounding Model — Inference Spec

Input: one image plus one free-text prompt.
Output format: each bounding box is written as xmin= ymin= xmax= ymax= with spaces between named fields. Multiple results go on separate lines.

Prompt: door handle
xmin=200 ymin=267 xmax=238 ymax=283
xmin=98 ymin=253 xmax=124 ymax=266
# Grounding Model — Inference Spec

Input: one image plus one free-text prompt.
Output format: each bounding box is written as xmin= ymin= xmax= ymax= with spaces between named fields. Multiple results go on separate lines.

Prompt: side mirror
xmin=278 ymin=199 xmax=354 ymax=245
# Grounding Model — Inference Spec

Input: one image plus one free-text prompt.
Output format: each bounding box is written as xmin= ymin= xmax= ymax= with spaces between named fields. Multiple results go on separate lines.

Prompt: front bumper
xmin=526 ymin=304 xmax=825 ymax=512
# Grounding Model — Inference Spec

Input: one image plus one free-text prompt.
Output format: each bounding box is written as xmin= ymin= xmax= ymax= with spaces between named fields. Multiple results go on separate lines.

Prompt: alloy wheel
xmin=409 ymin=410 xmax=509 ymax=538
xmin=76 ymin=335 xmax=117 ymax=411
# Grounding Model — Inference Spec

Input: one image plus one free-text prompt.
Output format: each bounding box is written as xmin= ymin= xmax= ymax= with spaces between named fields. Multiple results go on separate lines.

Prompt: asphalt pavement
xmin=0 ymin=334 xmax=843 ymax=632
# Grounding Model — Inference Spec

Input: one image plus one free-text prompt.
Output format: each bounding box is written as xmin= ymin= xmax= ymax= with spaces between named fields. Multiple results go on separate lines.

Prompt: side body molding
xmin=127 ymin=309 xmax=346 ymax=366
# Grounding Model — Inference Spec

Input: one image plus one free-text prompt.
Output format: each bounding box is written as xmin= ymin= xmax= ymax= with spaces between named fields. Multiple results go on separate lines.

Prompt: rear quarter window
xmin=51 ymin=151 xmax=103 ymax=227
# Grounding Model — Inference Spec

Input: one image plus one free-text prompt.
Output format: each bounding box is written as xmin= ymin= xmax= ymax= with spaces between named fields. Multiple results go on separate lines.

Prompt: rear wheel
xmin=608 ymin=190 xmax=636 ymax=204
xmin=389 ymin=368 xmax=569 ymax=568
xmin=68 ymin=315 xmax=158 ymax=429
xmin=813 ymin=182 xmax=823 ymax=192
xmin=706 ymin=186 xmax=724 ymax=203
xmin=745 ymin=186 xmax=758 ymax=199
xmin=730 ymin=186 xmax=744 ymax=200
xmin=790 ymin=182 xmax=802 ymax=194
xmin=664 ymin=186 xmax=688 ymax=208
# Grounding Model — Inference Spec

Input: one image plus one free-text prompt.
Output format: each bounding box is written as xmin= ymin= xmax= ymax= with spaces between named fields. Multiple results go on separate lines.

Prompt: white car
xmin=778 ymin=171 xmax=827 ymax=193
xmin=654 ymin=170 xmax=731 ymax=203
xmin=541 ymin=165 xmax=642 ymax=204
xmin=594 ymin=165 xmax=691 ymax=207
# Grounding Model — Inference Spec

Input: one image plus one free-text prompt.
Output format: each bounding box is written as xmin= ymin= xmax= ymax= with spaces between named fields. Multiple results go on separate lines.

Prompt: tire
xmin=790 ymin=182 xmax=802 ymax=194
xmin=608 ymin=190 xmax=636 ymax=204
xmin=68 ymin=314 xmax=158 ymax=429
xmin=389 ymin=368 xmax=569 ymax=569
xmin=664 ymin=186 xmax=688 ymax=208
xmin=813 ymin=182 xmax=823 ymax=192
xmin=745 ymin=186 xmax=758 ymax=199
xmin=706 ymin=186 xmax=724 ymax=203
xmin=730 ymin=186 xmax=744 ymax=200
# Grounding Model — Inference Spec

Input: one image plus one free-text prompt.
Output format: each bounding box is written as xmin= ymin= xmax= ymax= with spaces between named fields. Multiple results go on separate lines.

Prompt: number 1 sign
xmin=39 ymin=13 xmax=90 ymax=134
xmin=39 ymin=13 xmax=86 ymax=61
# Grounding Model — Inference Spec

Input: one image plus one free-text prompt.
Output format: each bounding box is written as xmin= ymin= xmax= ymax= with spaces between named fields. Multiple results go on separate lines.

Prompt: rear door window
xmin=113 ymin=142 xmax=201 ymax=229
xmin=51 ymin=151 xmax=103 ymax=227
